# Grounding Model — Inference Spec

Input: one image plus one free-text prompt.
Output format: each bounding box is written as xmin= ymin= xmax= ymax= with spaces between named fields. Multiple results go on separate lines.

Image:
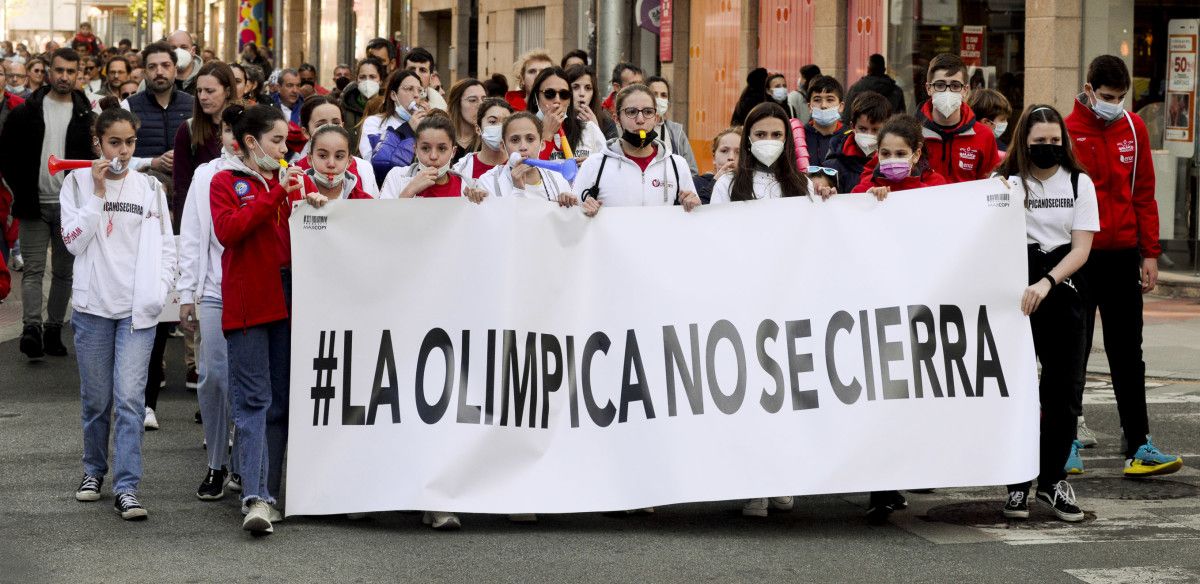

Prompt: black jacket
xmin=126 ymin=88 xmax=194 ymax=157
xmin=0 ymin=86 xmax=96 ymax=220
xmin=844 ymin=74 xmax=907 ymax=120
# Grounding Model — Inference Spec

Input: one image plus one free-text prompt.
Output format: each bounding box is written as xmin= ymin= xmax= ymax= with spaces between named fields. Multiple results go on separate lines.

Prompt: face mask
xmin=621 ymin=128 xmax=658 ymax=148
xmin=992 ymin=121 xmax=1008 ymax=137
xmin=394 ymin=98 xmax=413 ymax=122
xmin=811 ymin=107 xmax=840 ymax=126
xmin=655 ymin=97 xmax=669 ymax=116
xmin=109 ymin=157 xmax=128 ymax=175
xmin=771 ymin=87 xmax=788 ymax=102
xmin=535 ymin=109 xmax=545 ymax=121
xmin=174 ymin=47 xmax=193 ymax=71
xmin=310 ymin=168 xmax=345 ymax=189
xmin=750 ymin=139 xmax=785 ymax=167
xmin=481 ymin=124 xmax=503 ymax=150
xmin=854 ymin=132 xmax=878 ymax=155
xmin=1091 ymin=96 xmax=1124 ymax=121
xmin=878 ymin=158 xmax=913 ymax=181
xmin=931 ymin=90 xmax=963 ymax=118
xmin=418 ymin=161 xmax=451 ymax=178
xmin=5 ymin=84 xmax=22 ymax=93
xmin=358 ymin=79 xmax=380 ymax=99
xmin=1028 ymin=144 xmax=1064 ymax=170
xmin=250 ymin=141 xmax=282 ymax=172
xmin=334 ymin=77 xmax=350 ymax=91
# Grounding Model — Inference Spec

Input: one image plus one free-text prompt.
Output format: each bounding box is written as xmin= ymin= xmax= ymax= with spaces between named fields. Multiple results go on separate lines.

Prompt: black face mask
xmin=334 ymin=77 xmax=350 ymax=91
xmin=1028 ymin=144 xmax=1064 ymax=170
xmin=621 ymin=128 xmax=658 ymax=149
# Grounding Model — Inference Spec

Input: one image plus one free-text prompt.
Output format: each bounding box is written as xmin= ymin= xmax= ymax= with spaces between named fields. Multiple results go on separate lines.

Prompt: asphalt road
xmin=2 ymin=332 xmax=1200 ymax=584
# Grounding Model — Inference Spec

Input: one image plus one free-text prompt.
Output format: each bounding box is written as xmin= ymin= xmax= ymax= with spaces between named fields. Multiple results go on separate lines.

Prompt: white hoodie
xmin=178 ymin=153 xmax=235 ymax=305
xmin=378 ymin=163 xmax=472 ymax=199
xmin=477 ymin=162 xmax=573 ymax=201
xmin=571 ymin=139 xmax=696 ymax=206
xmin=709 ymin=170 xmax=816 ymax=204
xmin=59 ymin=167 xmax=176 ymax=330
xmin=290 ymin=140 xmax=380 ymax=197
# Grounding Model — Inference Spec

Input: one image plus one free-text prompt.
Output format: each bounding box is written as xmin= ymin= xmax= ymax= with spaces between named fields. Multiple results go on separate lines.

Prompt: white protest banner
xmin=286 ymin=179 xmax=1038 ymax=516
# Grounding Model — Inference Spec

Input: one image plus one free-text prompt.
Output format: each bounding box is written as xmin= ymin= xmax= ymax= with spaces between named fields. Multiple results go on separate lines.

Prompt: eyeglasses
xmin=621 ymin=107 xmax=657 ymax=119
xmin=929 ymin=80 xmax=965 ymax=92
xmin=5 ymin=73 xmax=26 ymax=80
xmin=807 ymin=166 xmax=839 ymax=177
xmin=541 ymin=88 xmax=571 ymax=101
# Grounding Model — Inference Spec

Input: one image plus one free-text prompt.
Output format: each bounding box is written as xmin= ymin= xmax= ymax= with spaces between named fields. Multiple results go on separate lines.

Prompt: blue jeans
xmin=197 ymin=297 xmax=236 ymax=472
xmin=72 ymin=311 xmax=155 ymax=494
xmin=227 ymin=319 xmax=290 ymax=504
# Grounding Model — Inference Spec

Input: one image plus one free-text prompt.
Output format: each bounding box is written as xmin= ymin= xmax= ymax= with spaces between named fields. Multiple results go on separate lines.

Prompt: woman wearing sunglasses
xmin=527 ymin=67 xmax=607 ymax=163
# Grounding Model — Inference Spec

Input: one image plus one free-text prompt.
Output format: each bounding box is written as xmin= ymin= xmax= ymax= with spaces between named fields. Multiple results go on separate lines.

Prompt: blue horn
xmin=521 ymin=157 xmax=579 ymax=183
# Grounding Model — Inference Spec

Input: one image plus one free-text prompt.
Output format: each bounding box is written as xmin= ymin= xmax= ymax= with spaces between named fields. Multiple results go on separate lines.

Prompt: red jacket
xmin=0 ymin=249 xmax=9 ymax=301
xmin=1065 ymin=96 xmax=1159 ymax=257
xmin=504 ymin=90 xmax=527 ymax=112
xmin=293 ymin=156 xmax=373 ymax=199
xmin=851 ymin=162 xmax=947 ymax=193
xmin=863 ymin=100 xmax=1000 ymax=184
xmin=210 ymin=164 xmax=314 ymax=332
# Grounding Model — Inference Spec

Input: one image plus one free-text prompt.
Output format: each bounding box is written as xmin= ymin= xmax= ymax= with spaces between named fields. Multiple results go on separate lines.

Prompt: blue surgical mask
xmin=1092 ymin=97 xmax=1123 ymax=121
xmin=811 ymin=107 xmax=841 ymax=126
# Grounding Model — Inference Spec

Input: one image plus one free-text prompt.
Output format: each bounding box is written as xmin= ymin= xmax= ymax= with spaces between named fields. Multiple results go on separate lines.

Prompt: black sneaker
xmin=19 ymin=324 xmax=44 ymax=360
xmin=1036 ymin=480 xmax=1085 ymax=522
xmin=227 ymin=473 xmax=243 ymax=493
xmin=186 ymin=368 xmax=199 ymax=391
xmin=42 ymin=324 xmax=68 ymax=356
xmin=197 ymin=467 xmax=228 ymax=501
xmin=75 ymin=474 xmax=103 ymax=502
xmin=1003 ymin=489 xmax=1030 ymax=519
xmin=113 ymin=492 xmax=148 ymax=520
xmin=866 ymin=490 xmax=907 ymax=524
xmin=194 ymin=409 xmax=203 ymax=424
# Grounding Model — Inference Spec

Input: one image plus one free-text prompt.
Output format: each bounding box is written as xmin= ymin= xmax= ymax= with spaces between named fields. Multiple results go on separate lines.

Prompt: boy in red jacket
xmin=1065 ymin=55 xmax=1182 ymax=478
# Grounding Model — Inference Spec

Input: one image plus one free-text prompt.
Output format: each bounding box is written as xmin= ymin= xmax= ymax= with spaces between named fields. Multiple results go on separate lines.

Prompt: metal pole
xmin=596 ymin=0 xmax=628 ymax=98
xmin=145 ymin=0 xmax=152 ymax=43
xmin=74 ymin=0 xmax=82 ymax=36
xmin=273 ymin=0 xmax=283 ymax=67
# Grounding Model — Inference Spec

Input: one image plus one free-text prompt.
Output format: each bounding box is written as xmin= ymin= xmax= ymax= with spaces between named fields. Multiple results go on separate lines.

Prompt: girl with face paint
xmin=710 ymin=102 xmax=825 ymax=204
xmin=850 ymin=114 xmax=947 ymax=200
xmin=992 ymin=104 xmax=1099 ymax=523
xmin=60 ymin=106 xmax=176 ymax=522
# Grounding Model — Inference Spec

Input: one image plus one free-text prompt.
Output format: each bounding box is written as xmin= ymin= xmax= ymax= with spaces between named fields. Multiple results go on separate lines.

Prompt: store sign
xmin=1165 ymin=19 xmax=1198 ymax=157
xmin=636 ymin=0 xmax=662 ymax=35
xmin=660 ymin=0 xmax=673 ymax=62
xmin=961 ymin=26 xmax=984 ymax=67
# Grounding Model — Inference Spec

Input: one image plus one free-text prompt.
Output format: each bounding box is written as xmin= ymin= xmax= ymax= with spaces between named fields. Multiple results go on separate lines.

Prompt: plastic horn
xmin=47 ymin=155 xmax=93 ymax=175
xmin=521 ymin=157 xmax=578 ymax=183
xmin=557 ymin=127 xmax=575 ymax=159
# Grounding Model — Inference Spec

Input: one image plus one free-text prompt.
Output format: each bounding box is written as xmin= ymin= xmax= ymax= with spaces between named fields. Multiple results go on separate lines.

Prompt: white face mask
xmin=5 ymin=84 xmax=22 ymax=93
xmin=931 ymin=90 xmax=963 ymax=118
xmin=1091 ymin=97 xmax=1124 ymax=121
xmin=655 ymin=97 xmax=669 ymax=117
xmin=358 ymin=79 xmax=380 ymax=99
xmin=771 ymin=87 xmax=788 ymax=102
xmin=418 ymin=160 xmax=451 ymax=178
xmin=854 ymin=132 xmax=878 ymax=155
xmin=480 ymin=124 xmax=503 ymax=150
xmin=810 ymin=107 xmax=841 ymax=127
xmin=750 ymin=139 xmax=785 ymax=167
xmin=992 ymin=121 xmax=1008 ymax=137
xmin=109 ymin=157 xmax=128 ymax=174
xmin=174 ymin=47 xmax=193 ymax=71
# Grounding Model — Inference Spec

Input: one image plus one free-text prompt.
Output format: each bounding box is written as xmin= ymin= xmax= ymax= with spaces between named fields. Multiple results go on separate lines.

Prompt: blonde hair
xmin=512 ymin=49 xmax=553 ymax=91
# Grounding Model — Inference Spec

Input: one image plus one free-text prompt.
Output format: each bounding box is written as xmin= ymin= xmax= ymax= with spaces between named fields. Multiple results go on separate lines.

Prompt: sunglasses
xmin=541 ymin=88 xmax=571 ymax=101
xmin=807 ymin=166 xmax=839 ymax=177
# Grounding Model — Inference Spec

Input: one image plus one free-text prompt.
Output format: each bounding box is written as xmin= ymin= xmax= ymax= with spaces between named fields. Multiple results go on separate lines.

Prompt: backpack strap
xmin=669 ymin=155 xmax=681 ymax=203
xmin=581 ymin=154 xmax=608 ymax=201
xmin=1123 ymin=111 xmax=1137 ymax=195
xmin=1070 ymin=170 xmax=1080 ymax=201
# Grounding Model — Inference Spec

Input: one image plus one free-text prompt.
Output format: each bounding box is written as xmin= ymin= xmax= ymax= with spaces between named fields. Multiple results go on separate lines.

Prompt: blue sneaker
xmin=1124 ymin=436 xmax=1183 ymax=478
xmin=1065 ymin=439 xmax=1084 ymax=475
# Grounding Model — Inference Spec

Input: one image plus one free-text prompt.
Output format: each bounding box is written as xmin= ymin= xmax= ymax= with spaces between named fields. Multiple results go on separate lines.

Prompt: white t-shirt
xmin=478 ymin=164 xmax=573 ymax=201
xmin=87 ymin=176 xmax=148 ymax=319
xmin=1007 ymin=168 xmax=1100 ymax=251
xmin=709 ymin=170 xmax=816 ymax=204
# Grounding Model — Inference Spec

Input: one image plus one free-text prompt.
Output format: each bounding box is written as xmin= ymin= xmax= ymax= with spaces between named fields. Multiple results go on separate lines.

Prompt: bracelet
xmin=1042 ymin=274 xmax=1057 ymax=287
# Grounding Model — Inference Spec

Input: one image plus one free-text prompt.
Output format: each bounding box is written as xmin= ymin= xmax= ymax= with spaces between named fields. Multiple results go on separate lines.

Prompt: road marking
xmin=1064 ymin=566 xmax=1200 ymax=584
xmin=973 ymin=512 xmax=1200 ymax=545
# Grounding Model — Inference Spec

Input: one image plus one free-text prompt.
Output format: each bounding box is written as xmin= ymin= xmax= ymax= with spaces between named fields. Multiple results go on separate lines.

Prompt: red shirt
xmin=471 ymin=157 xmax=496 ymax=179
xmin=420 ymin=174 xmax=463 ymax=198
xmin=504 ymin=90 xmax=527 ymax=112
xmin=628 ymin=147 xmax=657 ymax=173
xmin=861 ymin=100 xmax=1002 ymax=185
xmin=851 ymin=164 xmax=947 ymax=193
xmin=294 ymin=156 xmax=373 ymax=198
xmin=1065 ymin=97 xmax=1159 ymax=257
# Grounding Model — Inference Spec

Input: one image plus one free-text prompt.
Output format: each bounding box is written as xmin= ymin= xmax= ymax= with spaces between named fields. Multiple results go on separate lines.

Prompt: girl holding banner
xmin=211 ymin=104 xmax=316 ymax=535
xmin=452 ymin=97 xmax=514 ymax=180
xmin=62 ymin=106 xmax=176 ymax=521
xmin=993 ymin=105 xmax=1098 ymax=523
xmin=578 ymin=85 xmax=701 ymax=215
xmin=469 ymin=112 xmax=576 ymax=206
xmin=379 ymin=114 xmax=486 ymax=204
xmin=709 ymin=103 xmax=819 ymax=204
xmin=292 ymin=95 xmax=379 ymax=197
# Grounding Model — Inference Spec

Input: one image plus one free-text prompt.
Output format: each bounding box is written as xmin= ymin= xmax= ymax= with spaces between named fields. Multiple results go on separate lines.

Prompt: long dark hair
xmin=190 ymin=61 xmax=236 ymax=150
xmin=730 ymin=102 xmax=808 ymax=201
xmin=994 ymin=104 xmax=1086 ymax=207
xmin=221 ymin=103 xmax=286 ymax=151
xmin=526 ymin=66 xmax=581 ymax=150
xmin=564 ymin=64 xmax=615 ymax=134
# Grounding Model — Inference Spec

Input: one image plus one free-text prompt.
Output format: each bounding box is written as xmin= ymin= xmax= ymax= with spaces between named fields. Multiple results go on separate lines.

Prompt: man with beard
xmin=0 ymin=48 xmax=95 ymax=360
xmin=100 ymin=56 xmax=130 ymax=97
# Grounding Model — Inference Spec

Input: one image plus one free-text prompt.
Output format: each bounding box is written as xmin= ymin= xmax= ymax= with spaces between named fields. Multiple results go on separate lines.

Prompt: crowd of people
xmin=0 ymin=25 xmax=1185 ymax=536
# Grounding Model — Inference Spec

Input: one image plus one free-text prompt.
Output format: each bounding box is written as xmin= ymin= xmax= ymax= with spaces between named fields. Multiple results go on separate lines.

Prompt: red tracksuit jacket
xmin=860 ymin=100 xmax=1001 ymax=185
xmin=210 ymin=166 xmax=315 ymax=332
xmin=1064 ymin=96 xmax=1159 ymax=258
xmin=851 ymin=162 xmax=947 ymax=193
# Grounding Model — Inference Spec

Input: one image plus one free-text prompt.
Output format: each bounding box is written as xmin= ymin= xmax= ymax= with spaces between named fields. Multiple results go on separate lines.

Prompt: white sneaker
xmin=143 ymin=407 xmax=160 ymax=430
xmin=770 ymin=496 xmax=795 ymax=511
xmin=743 ymin=498 xmax=769 ymax=517
xmin=422 ymin=511 xmax=461 ymax=530
xmin=1076 ymin=416 xmax=1098 ymax=448
xmin=508 ymin=513 xmax=538 ymax=523
xmin=242 ymin=500 xmax=274 ymax=534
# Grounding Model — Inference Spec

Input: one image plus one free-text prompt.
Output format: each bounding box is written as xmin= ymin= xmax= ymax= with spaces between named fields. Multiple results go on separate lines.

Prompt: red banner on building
xmin=660 ymin=0 xmax=673 ymax=62
xmin=961 ymin=25 xmax=984 ymax=67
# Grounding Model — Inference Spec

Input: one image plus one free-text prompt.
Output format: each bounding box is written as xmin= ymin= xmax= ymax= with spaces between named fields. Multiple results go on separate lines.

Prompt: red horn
xmin=47 ymin=155 xmax=94 ymax=175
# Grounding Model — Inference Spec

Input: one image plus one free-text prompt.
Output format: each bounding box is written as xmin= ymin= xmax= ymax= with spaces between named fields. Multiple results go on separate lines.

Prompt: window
xmin=515 ymin=7 xmax=546 ymax=56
